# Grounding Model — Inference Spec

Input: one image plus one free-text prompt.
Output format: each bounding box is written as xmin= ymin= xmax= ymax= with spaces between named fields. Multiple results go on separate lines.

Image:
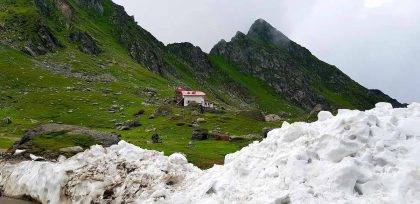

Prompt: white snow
xmin=1 ymin=103 xmax=420 ymax=203
xmin=13 ymin=149 xmax=26 ymax=156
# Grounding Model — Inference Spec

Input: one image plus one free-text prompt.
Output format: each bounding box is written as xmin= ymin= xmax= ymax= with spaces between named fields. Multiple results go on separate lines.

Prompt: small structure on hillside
xmin=175 ymin=87 xmax=214 ymax=108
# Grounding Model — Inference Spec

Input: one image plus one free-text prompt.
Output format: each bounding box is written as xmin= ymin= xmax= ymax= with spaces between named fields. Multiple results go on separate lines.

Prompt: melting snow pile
xmin=1 ymin=103 xmax=420 ymax=203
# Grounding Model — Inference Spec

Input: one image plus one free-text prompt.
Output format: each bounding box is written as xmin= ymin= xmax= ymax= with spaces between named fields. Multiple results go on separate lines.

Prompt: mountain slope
xmin=210 ymin=19 xmax=402 ymax=111
xmin=0 ymin=1 xmax=402 ymax=168
xmin=0 ymin=0 xmax=295 ymax=168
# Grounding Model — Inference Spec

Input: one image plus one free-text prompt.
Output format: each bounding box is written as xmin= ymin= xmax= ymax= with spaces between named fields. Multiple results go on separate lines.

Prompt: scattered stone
xmin=209 ymin=132 xmax=231 ymax=141
xmin=191 ymin=128 xmax=209 ymax=140
xmin=264 ymin=114 xmax=281 ymax=122
xmin=148 ymin=114 xmax=155 ymax=119
xmin=154 ymin=105 xmax=172 ymax=117
xmin=188 ymin=122 xmax=199 ymax=127
xmin=144 ymin=87 xmax=157 ymax=97
xmin=116 ymin=120 xmax=141 ymax=131
xmin=151 ymin=134 xmax=161 ymax=143
xmin=196 ymin=118 xmax=206 ymax=123
xmin=108 ymin=104 xmax=120 ymax=113
xmin=30 ymin=119 xmax=39 ymax=124
xmin=2 ymin=117 xmax=12 ymax=125
xmin=176 ymin=122 xmax=185 ymax=126
xmin=59 ymin=146 xmax=84 ymax=154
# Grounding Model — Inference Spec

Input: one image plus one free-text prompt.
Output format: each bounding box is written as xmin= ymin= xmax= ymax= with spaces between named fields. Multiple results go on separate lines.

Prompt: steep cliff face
xmin=167 ymin=42 xmax=215 ymax=80
xmin=211 ymin=19 xmax=402 ymax=110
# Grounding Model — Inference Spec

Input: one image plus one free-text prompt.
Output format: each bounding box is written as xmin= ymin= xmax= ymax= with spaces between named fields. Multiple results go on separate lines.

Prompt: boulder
xmin=151 ymin=134 xmax=161 ymax=143
xmin=264 ymin=114 xmax=281 ymax=122
xmin=196 ymin=118 xmax=206 ymax=123
xmin=59 ymin=146 xmax=84 ymax=154
xmin=2 ymin=117 xmax=12 ymax=125
xmin=134 ymin=109 xmax=145 ymax=117
xmin=209 ymin=132 xmax=231 ymax=141
xmin=116 ymin=120 xmax=141 ymax=131
xmin=191 ymin=128 xmax=209 ymax=140
xmin=18 ymin=123 xmax=120 ymax=148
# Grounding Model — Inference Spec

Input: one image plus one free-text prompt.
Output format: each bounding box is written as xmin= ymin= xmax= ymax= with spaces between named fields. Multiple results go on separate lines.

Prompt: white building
xmin=181 ymin=91 xmax=206 ymax=106
xmin=176 ymin=87 xmax=214 ymax=108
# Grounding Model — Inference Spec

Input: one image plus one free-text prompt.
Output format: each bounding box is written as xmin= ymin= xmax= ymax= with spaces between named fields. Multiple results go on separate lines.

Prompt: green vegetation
xmin=31 ymin=131 xmax=96 ymax=151
xmin=0 ymin=0 xmax=397 ymax=169
xmin=210 ymin=56 xmax=304 ymax=117
xmin=0 ymin=39 xmax=283 ymax=168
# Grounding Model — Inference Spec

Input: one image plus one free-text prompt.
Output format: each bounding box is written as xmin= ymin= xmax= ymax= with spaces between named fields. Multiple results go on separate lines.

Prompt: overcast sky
xmin=113 ymin=0 xmax=420 ymax=103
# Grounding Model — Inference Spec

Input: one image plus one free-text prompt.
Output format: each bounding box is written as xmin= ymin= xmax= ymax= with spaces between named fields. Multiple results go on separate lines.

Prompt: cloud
xmin=112 ymin=0 xmax=420 ymax=103
xmin=364 ymin=0 xmax=394 ymax=8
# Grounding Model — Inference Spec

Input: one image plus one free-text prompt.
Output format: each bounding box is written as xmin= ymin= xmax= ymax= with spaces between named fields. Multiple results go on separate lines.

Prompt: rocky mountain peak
xmin=247 ymin=18 xmax=291 ymax=48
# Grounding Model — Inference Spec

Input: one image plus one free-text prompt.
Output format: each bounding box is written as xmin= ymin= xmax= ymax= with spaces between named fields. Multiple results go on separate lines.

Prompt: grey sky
xmin=112 ymin=0 xmax=420 ymax=103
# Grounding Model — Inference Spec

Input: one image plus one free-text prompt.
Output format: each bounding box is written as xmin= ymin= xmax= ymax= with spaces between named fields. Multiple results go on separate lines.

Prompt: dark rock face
xmin=167 ymin=42 xmax=215 ymax=80
xmin=211 ymin=19 xmax=402 ymax=110
xmin=23 ymin=26 xmax=60 ymax=56
xmin=34 ymin=0 xmax=54 ymax=16
xmin=109 ymin=3 xmax=168 ymax=74
xmin=75 ymin=0 xmax=104 ymax=13
xmin=69 ymin=31 xmax=102 ymax=55
xmin=211 ymin=29 xmax=328 ymax=110
xmin=247 ymin=19 xmax=291 ymax=48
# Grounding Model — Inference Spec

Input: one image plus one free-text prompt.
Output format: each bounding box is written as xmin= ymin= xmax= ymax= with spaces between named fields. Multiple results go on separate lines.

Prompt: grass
xmin=0 ymin=137 xmax=14 ymax=149
xmin=210 ymin=55 xmax=304 ymax=117
xmin=0 ymin=44 xmax=286 ymax=168
xmin=0 ymin=0 xmax=305 ymax=169
xmin=31 ymin=131 xmax=96 ymax=151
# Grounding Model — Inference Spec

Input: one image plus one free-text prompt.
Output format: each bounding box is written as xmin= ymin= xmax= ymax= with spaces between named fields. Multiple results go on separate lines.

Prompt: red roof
xmin=181 ymin=90 xmax=206 ymax=96
xmin=176 ymin=87 xmax=186 ymax=93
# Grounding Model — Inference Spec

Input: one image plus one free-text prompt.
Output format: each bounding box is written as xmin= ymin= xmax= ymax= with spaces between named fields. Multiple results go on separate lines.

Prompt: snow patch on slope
xmin=1 ymin=102 xmax=420 ymax=203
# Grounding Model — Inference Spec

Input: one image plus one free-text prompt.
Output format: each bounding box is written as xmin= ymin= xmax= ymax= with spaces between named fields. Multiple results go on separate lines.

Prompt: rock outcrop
xmin=69 ymin=31 xmax=102 ymax=55
xmin=18 ymin=123 xmax=120 ymax=148
xmin=23 ymin=26 xmax=61 ymax=56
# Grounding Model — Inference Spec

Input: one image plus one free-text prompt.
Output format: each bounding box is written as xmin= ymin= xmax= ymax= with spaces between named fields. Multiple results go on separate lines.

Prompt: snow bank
xmin=1 ymin=103 xmax=420 ymax=203
xmin=0 ymin=142 xmax=201 ymax=203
